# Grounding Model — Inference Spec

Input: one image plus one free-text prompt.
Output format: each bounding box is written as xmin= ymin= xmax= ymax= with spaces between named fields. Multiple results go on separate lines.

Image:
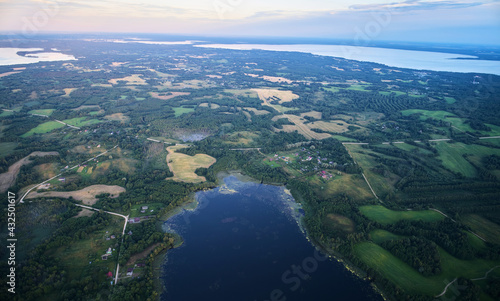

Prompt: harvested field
xmin=279 ymin=114 xmax=331 ymax=140
xmin=26 ymin=185 xmax=126 ymax=205
xmin=0 ymin=71 xmax=21 ymax=78
xmin=166 ymin=145 xmax=216 ymax=183
xmin=35 ymin=163 xmax=58 ymax=178
xmin=199 ymin=103 xmax=220 ymax=109
xmin=63 ymin=88 xmax=77 ymax=97
xmin=252 ymin=88 xmax=299 ymax=104
xmin=105 ymin=113 xmax=130 ymax=123
xmin=109 ymin=74 xmax=147 ymax=85
xmin=300 ymin=111 xmax=322 ymax=119
xmin=308 ymin=120 xmax=350 ymax=133
xmin=77 ymin=166 xmax=84 ymax=172
xmin=150 ymin=92 xmax=190 ymax=100
xmin=0 ymin=151 xmax=59 ymax=193
xmin=262 ymin=76 xmax=293 ymax=83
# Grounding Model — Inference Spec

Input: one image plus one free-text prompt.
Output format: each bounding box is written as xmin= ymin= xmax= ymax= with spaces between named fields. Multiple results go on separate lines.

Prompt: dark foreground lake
xmin=162 ymin=176 xmax=382 ymax=301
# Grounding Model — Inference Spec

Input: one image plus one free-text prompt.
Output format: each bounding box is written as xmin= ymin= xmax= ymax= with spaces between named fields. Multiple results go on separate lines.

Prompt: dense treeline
xmin=381 ymin=237 xmax=441 ymax=276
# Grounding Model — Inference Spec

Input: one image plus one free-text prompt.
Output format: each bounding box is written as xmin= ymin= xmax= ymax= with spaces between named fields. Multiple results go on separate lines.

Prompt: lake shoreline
xmin=157 ymin=171 xmax=384 ymax=301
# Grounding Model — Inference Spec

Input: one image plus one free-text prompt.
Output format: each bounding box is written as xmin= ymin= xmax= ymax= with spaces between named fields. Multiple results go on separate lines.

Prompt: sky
xmin=0 ymin=0 xmax=499 ymax=45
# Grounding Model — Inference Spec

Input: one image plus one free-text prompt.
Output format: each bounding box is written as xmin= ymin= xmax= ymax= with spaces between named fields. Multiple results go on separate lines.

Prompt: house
xmin=134 ymin=217 xmax=140 ymax=223
xmin=58 ymin=178 xmax=66 ymax=182
xmin=135 ymin=263 xmax=145 ymax=267
xmin=102 ymin=255 xmax=108 ymax=260
xmin=126 ymin=268 xmax=134 ymax=276
xmin=107 ymin=272 xmax=113 ymax=278
xmin=111 ymin=235 xmax=116 ymax=239
xmin=142 ymin=206 xmax=149 ymax=210
xmin=128 ymin=231 xmax=133 ymax=235
xmin=107 ymin=248 xmax=112 ymax=255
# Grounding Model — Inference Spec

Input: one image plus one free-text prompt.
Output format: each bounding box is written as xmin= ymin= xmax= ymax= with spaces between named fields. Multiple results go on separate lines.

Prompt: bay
xmin=196 ymin=44 xmax=500 ymax=75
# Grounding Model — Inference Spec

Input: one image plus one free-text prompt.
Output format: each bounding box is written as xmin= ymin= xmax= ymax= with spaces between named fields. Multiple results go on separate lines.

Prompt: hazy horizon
xmin=1 ymin=0 xmax=499 ymax=46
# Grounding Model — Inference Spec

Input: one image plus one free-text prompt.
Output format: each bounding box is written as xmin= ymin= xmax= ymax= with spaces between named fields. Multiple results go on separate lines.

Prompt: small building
xmin=111 ymin=235 xmax=116 ymax=239
xmin=126 ymin=268 xmax=134 ymax=276
xmin=142 ymin=206 xmax=149 ymax=210
xmin=136 ymin=263 xmax=145 ymax=267
xmin=102 ymin=255 xmax=108 ymax=260
xmin=107 ymin=247 xmax=112 ymax=255
xmin=128 ymin=231 xmax=133 ymax=235
xmin=107 ymin=271 xmax=113 ymax=278
xmin=134 ymin=217 xmax=140 ymax=223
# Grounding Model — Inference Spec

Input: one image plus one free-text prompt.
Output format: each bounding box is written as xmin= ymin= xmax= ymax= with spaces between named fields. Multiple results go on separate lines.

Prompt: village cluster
xmin=269 ymin=147 xmax=340 ymax=180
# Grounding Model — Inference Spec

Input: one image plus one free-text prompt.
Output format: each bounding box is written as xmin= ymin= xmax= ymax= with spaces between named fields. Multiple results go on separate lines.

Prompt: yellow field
xmin=166 ymin=145 xmax=216 ymax=183
xmin=199 ymin=103 xmax=220 ymax=109
xmin=77 ymin=166 xmax=84 ymax=173
xmin=307 ymin=120 xmax=350 ymax=133
xmin=262 ymin=76 xmax=293 ymax=84
xmin=252 ymin=88 xmax=299 ymax=104
xmin=109 ymin=74 xmax=147 ymax=85
xmin=300 ymin=111 xmax=322 ymax=119
xmin=279 ymin=114 xmax=331 ymax=140
xmin=104 ymin=113 xmax=130 ymax=123
xmin=63 ymin=88 xmax=77 ymax=97
xmin=26 ymin=185 xmax=126 ymax=205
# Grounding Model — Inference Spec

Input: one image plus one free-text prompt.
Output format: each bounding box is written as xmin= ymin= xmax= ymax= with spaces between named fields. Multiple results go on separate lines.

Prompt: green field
xmin=444 ymin=96 xmax=456 ymax=104
xmin=379 ymin=90 xmax=406 ymax=97
xmin=22 ymin=121 xmax=65 ymax=137
xmin=369 ymin=229 xmax=401 ymax=244
xmin=0 ymin=142 xmax=17 ymax=157
xmin=344 ymin=144 xmax=399 ymax=197
xmin=173 ymin=106 xmax=195 ymax=117
xmin=0 ymin=110 xmax=13 ymax=117
xmin=29 ymin=109 xmax=55 ymax=116
xmin=402 ymin=109 xmax=500 ymax=136
xmin=462 ymin=214 xmax=500 ymax=245
xmin=359 ymin=205 xmax=444 ymax=224
xmin=354 ymin=241 xmax=500 ymax=296
xmin=433 ymin=142 xmax=500 ymax=177
xmin=63 ymin=117 xmax=100 ymax=127
xmin=346 ymin=84 xmax=370 ymax=92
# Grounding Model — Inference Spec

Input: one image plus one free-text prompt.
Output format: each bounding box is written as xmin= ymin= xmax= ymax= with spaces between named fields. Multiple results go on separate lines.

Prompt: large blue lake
xmin=196 ymin=44 xmax=500 ymax=76
xmin=162 ymin=175 xmax=382 ymax=301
